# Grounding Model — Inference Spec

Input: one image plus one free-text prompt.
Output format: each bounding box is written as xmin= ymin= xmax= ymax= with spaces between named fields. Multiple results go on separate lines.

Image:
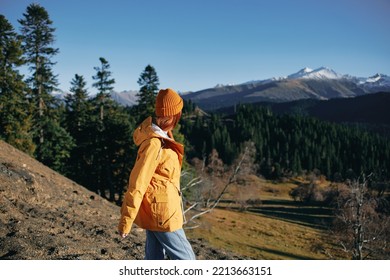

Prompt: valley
xmin=187 ymin=177 xmax=346 ymax=260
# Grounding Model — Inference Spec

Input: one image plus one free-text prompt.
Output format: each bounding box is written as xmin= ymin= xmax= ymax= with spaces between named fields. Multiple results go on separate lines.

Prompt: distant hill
xmin=307 ymin=92 xmax=390 ymax=125
xmin=217 ymin=92 xmax=390 ymax=136
xmin=52 ymin=89 xmax=139 ymax=107
xmin=110 ymin=90 xmax=138 ymax=107
xmin=255 ymin=92 xmax=390 ymax=125
xmin=183 ymin=67 xmax=390 ymax=111
xmin=0 ymin=140 xmax=243 ymax=260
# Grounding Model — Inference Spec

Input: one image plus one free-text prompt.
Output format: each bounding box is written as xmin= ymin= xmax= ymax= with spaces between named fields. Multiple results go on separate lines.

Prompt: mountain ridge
xmin=52 ymin=67 xmax=390 ymax=110
xmin=182 ymin=67 xmax=390 ymax=111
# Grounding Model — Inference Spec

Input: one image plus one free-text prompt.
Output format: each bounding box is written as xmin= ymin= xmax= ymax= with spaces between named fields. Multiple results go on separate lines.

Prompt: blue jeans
xmin=145 ymin=229 xmax=196 ymax=260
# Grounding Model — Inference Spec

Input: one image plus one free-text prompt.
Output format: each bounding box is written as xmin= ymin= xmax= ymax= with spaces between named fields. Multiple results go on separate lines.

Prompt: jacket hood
xmin=133 ymin=116 xmax=185 ymax=166
xmin=133 ymin=117 xmax=160 ymax=147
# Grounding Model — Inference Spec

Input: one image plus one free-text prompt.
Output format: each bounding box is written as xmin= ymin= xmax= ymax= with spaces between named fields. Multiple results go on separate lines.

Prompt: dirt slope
xmin=0 ymin=140 xmax=242 ymax=260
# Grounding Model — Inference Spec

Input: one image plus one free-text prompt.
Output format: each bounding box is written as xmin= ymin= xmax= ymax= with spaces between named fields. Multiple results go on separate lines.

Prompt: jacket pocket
xmin=152 ymin=193 xmax=170 ymax=229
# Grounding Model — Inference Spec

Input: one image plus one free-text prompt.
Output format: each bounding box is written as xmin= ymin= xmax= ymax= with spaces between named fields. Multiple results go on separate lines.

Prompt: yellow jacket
xmin=118 ymin=117 xmax=184 ymax=234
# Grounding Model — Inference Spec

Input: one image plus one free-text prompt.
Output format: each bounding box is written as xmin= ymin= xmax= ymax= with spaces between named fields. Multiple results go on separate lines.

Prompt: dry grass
xmin=186 ymin=175 xmax=347 ymax=260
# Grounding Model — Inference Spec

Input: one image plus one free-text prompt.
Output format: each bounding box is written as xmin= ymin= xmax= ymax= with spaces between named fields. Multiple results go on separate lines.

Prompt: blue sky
xmin=1 ymin=0 xmax=389 ymax=93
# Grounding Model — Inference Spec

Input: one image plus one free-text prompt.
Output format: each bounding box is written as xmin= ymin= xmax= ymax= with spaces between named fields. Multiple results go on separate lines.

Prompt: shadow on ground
xmin=248 ymin=199 xmax=333 ymax=229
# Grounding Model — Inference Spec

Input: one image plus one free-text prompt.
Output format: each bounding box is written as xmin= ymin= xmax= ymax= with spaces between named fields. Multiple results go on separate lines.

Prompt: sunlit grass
xmin=186 ymin=176 xmax=347 ymax=259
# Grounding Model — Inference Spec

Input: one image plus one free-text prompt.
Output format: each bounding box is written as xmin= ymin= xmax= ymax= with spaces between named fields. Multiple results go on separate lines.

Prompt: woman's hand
xmin=119 ymin=231 xmax=128 ymax=238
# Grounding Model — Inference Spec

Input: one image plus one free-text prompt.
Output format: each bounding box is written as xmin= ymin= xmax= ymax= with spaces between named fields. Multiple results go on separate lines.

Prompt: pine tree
xmin=101 ymin=106 xmax=135 ymax=202
xmin=92 ymin=57 xmax=115 ymax=121
xmin=19 ymin=3 xmax=74 ymax=171
xmin=64 ymin=74 xmax=92 ymax=179
xmin=19 ymin=3 xmax=59 ymax=142
xmin=135 ymin=64 xmax=159 ymax=122
xmin=89 ymin=58 xmax=138 ymax=201
xmin=65 ymin=74 xmax=90 ymax=132
xmin=89 ymin=57 xmax=116 ymax=198
xmin=0 ymin=15 xmax=34 ymax=154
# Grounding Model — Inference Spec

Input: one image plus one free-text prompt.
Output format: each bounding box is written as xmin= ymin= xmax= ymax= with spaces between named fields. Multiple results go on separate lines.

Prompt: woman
xmin=118 ymin=88 xmax=196 ymax=260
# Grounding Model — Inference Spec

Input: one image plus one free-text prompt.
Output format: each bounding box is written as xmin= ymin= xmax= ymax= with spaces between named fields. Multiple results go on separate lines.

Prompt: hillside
xmin=217 ymin=92 xmax=390 ymax=135
xmin=262 ymin=92 xmax=390 ymax=125
xmin=306 ymin=92 xmax=390 ymax=125
xmin=0 ymin=140 xmax=242 ymax=260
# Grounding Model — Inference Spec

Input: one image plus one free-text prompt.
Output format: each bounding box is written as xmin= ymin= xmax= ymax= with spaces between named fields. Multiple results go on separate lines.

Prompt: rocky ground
xmin=0 ymin=140 xmax=244 ymax=260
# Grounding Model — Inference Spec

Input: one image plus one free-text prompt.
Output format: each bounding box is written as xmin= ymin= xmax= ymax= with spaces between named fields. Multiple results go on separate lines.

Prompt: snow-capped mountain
xmin=358 ymin=73 xmax=390 ymax=88
xmin=287 ymin=67 xmax=344 ymax=80
xmin=241 ymin=67 xmax=390 ymax=88
xmin=240 ymin=66 xmax=345 ymax=86
xmin=183 ymin=67 xmax=390 ymax=111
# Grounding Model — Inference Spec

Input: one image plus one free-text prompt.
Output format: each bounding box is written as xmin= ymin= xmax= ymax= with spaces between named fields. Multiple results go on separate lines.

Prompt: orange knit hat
xmin=155 ymin=88 xmax=183 ymax=117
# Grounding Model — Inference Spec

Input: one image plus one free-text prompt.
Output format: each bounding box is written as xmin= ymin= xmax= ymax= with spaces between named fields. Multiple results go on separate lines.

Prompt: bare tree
xmin=331 ymin=175 xmax=390 ymax=259
xmin=181 ymin=142 xmax=257 ymax=229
